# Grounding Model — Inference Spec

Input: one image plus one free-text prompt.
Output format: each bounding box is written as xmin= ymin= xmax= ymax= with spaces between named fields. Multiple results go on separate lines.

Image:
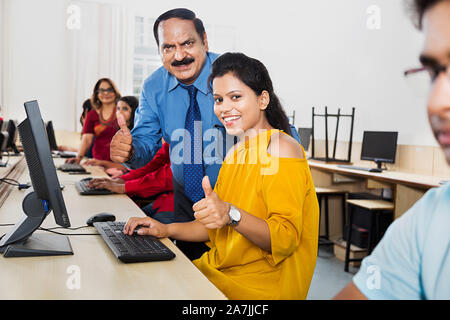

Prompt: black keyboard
xmin=58 ymin=163 xmax=87 ymax=173
xmin=52 ymin=150 xmax=78 ymax=158
xmin=337 ymin=165 xmax=382 ymax=173
xmin=60 ymin=151 xmax=78 ymax=158
xmin=75 ymin=179 xmax=113 ymax=195
xmin=94 ymin=221 xmax=176 ymax=263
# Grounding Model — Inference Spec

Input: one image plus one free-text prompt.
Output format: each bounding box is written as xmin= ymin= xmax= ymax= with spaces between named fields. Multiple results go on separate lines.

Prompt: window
xmin=132 ymin=16 xmax=161 ymax=97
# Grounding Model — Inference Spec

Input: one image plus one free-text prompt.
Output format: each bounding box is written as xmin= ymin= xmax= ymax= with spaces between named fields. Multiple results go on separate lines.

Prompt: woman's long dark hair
xmin=118 ymin=96 xmax=139 ymax=130
xmin=209 ymin=52 xmax=292 ymax=136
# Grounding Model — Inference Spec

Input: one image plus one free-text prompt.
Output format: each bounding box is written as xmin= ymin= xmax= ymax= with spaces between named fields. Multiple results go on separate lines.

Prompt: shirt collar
xmin=167 ymin=52 xmax=212 ymax=95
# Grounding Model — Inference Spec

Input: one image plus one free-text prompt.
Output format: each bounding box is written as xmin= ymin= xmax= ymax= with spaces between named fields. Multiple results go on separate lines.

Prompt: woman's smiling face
xmin=213 ymin=72 xmax=270 ymax=136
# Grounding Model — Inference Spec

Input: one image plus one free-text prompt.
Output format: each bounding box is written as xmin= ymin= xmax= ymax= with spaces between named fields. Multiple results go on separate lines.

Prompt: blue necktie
xmin=181 ymin=84 xmax=204 ymax=203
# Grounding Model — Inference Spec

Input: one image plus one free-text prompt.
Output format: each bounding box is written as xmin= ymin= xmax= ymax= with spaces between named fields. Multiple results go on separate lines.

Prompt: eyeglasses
xmin=96 ymin=88 xmax=115 ymax=95
xmin=404 ymin=63 xmax=450 ymax=98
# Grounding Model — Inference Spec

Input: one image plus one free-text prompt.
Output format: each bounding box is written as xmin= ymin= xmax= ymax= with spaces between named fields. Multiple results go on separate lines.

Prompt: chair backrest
xmin=298 ymin=127 xmax=312 ymax=151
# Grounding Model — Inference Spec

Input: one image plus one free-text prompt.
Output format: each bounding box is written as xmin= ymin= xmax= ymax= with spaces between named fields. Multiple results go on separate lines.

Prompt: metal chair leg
xmin=324 ymin=195 xmax=329 ymax=240
xmin=368 ymin=212 xmax=376 ymax=254
xmin=344 ymin=204 xmax=353 ymax=272
xmin=341 ymin=194 xmax=346 ymax=237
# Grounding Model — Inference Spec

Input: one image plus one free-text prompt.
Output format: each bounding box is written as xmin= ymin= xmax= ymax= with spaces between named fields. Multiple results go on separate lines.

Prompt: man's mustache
xmin=172 ymin=57 xmax=195 ymax=67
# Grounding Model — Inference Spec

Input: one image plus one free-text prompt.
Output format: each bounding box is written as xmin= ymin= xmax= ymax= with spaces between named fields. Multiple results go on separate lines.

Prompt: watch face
xmin=230 ymin=207 xmax=240 ymax=221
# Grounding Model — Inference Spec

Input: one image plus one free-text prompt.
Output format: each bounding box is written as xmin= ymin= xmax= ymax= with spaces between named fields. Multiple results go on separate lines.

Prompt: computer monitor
xmin=298 ymin=127 xmax=312 ymax=151
xmin=46 ymin=120 xmax=58 ymax=151
xmin=1 ymin=120 xmax=7 ymax=131
xmin=0 ymin=131 xmax=9 ymax=167
xmin=6 ymin=119 xmax=20 ymax=154
xmin=0 ymin=100 xmax=73 ymax=257
xmin=361 ymin=131 xmax=398 ymax=171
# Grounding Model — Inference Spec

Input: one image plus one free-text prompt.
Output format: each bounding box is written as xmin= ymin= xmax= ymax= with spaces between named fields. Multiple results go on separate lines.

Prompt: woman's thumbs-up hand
xmin=192 ymin=176 xmax=231 ymax=229
xmin=110 ymin=113 xmax=133 ymax=163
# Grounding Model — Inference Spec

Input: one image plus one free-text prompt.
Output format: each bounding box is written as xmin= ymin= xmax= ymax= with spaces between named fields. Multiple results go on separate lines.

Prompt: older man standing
xmin=110 ymin=8 xmax=221 ymax=260
xmin=111 ymin=8 xmax=300 ymax=260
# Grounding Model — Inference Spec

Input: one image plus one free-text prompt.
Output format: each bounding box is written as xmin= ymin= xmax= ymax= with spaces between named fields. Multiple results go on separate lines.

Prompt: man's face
xmin=158 ymin=18 xmax=208 ymax=85
xmin=421 ymin=1 xmax=450 ymax=164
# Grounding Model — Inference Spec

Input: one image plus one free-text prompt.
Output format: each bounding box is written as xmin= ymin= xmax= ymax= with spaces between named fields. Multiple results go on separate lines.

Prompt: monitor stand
xmin=367 ymin=161 xmax=384 ymax=173
xmin=0 ymin=188 xmax=73 ymax=257
xmin=2 ymin=233 xmax=73 ymax=257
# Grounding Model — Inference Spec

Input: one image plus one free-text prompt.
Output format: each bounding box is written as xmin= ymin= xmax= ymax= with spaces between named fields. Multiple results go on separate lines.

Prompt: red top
xmin=83 ymin=109 xmax=118 ymax=161
xmin=121 ymin=143 xmax=174 ymax=213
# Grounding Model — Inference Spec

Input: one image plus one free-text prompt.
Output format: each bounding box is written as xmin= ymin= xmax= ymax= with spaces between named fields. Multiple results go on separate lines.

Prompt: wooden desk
xmin=0 ymin=155 xmax=26 ymax=208
xmin=308 ymin=160 xmax=449 ymax=239
xmin=0 ymin=158 xmax=226 ymax=300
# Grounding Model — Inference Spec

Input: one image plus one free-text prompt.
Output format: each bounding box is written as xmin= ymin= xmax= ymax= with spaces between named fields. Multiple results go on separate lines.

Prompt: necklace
xmin=99 ymin=107 xmax=116 ymax=126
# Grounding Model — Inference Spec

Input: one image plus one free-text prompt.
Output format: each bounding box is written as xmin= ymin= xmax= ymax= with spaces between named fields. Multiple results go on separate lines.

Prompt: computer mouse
xmin=86 ymin=212 xmax=116 ymax=226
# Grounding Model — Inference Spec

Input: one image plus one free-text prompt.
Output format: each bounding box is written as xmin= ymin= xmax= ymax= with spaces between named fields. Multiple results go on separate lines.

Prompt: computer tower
xmin=343 ymin=192 xmax=393 ymax=248
xmin=343 ymin=224 xmax=369 ymax=248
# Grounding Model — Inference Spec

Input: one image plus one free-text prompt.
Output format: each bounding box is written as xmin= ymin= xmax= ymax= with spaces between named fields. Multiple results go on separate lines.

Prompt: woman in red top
xmin=88 ymin=142 xmax=174 ymax=224
xmin=84 ymin=96 xmax=139 ymax=175
xmin=66 ymin=78 xmax=121 ymax=164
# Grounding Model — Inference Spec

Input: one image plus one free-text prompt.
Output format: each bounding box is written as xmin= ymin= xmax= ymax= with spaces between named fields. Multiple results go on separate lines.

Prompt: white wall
xmin=1 ymin=0 xmax=436 ymax=147
xmin=0 ymin=0 xmax=6 ymax=117
xmin=2 ymin=0 xmax=74 ymax=128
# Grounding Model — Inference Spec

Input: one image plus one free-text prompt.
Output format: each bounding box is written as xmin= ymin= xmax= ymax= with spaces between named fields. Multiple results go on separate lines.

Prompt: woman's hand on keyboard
xmin=88 ymin=178 xmax=125 ymax=193
xmin=65 ymin=157 xmax=81 ymax=164
xmin=87 ymin=178 xmax=110 ymax=188
xmin=123 ymin=217 xmax=168 ymax=238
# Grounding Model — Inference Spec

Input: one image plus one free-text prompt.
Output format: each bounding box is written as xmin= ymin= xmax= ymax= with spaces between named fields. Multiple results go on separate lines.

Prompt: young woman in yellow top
xmin=124 ymin=52 xmax=319 ymax=300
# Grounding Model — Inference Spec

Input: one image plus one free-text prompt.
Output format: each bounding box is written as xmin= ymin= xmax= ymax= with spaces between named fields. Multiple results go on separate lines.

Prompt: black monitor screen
xmin=19 ymin=101 xmax=70 ymax=227
xmin=6 ymin=120 xmax=18 ymax=149
xmin=1 ymin=120 xmax=7 ymax=131
xmin=0 ymin=131 xmax=8 ymax=152
xmin=46 ymin=121 xmax=58 ymax=151
xmin=0 ymin=101 xmax=72 ymax=255
xmin=361 ymin=131 xmax=398 ymax=164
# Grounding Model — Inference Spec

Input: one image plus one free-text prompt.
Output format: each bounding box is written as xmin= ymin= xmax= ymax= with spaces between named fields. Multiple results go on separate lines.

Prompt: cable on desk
xmin=0 ymin=225 xmax=14 ymax=242
xmin=45 ymin=225 xmax=91 ymax=231
xmin=0 ymin=177 xmax=31 ymax=190
xmin=0 ymin=177 xmax=19 ymax=186
xmin=38 ymin=227 xmax=100 ymax=236
xmin=1 ymin=223 xmax=98 ymax=236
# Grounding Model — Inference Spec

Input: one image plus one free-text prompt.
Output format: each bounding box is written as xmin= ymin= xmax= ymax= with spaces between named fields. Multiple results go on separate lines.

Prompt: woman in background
xmin=83 ymin=95 xmax=139 ymax=174
xmin=66 ymin=78 xmax=121 ymax=164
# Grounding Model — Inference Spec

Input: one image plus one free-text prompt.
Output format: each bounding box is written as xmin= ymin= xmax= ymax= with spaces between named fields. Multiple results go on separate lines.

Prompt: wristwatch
xmin=227 ymin=204 xmax=241 ymax=227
